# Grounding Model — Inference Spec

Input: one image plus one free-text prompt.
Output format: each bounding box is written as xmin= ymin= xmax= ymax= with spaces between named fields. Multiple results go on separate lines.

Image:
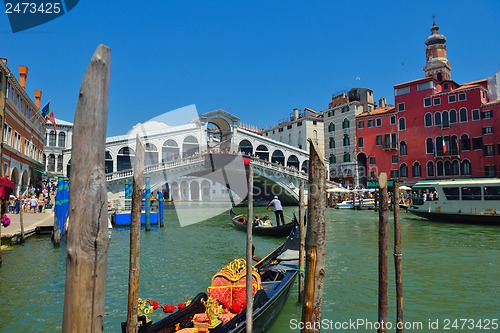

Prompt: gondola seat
xmin=207 ymin=258 xmax=262 ymax=313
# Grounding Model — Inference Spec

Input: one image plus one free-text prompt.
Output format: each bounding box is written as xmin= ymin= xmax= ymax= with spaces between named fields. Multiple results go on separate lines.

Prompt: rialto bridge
xmin=64 ymin=108 xmax=333 ymax=207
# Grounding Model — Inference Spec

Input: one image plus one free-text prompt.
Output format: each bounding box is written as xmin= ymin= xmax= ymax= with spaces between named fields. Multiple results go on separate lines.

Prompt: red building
xmin=356 ymin=21 xmax=500 ymax=185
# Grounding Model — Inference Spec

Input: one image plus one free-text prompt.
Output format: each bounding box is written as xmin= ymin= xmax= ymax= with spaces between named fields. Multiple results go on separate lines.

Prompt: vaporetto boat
xmin=408 ymin=178 xmax=500 ymax=224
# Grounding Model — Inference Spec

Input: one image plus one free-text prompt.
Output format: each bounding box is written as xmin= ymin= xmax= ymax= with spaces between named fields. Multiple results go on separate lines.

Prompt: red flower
xmin=150 ymin=300 xmax=159 ymax=310
xmin=177 ymin=303 xmax=185 ymax=310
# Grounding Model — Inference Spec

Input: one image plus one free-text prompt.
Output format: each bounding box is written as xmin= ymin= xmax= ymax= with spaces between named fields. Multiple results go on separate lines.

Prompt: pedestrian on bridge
xmin=268 ymin=195 xmax=285 ymax=226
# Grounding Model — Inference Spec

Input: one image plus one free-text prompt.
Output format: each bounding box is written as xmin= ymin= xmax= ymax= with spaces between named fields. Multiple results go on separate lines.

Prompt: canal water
xmin=0 ymin=205 xmax=498 ymax=332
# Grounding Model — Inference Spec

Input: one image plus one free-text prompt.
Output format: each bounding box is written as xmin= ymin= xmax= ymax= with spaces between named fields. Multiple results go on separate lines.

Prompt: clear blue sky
xmin=2 ymin=0 xmax=499 ymax=136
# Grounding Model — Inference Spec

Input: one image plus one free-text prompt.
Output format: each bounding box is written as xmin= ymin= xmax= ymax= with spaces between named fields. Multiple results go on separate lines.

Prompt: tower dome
xmin=423 ymin=20 xmax=451 ymax=82
xmin=425 ymin=22 xmax=447 ymax=46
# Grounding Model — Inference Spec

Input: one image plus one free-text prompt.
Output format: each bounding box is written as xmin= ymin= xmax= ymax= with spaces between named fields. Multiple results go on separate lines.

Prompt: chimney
xmin=379 ymin=97 xmax=386 ymax=108
xmin=34 ymin=90 xmax=42 ymax=108
xmin=0 ymin=58 xmax=7 ymax=65
xmin=18 ymin=65 xmax=28 ymax=90
xmin=293 ymin=108 xmax=299 ymax=120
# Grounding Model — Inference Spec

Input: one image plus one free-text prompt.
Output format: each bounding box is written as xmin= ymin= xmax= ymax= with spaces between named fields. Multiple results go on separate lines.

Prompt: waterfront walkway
xmin=1 ymin=211 xmax=54 ymax=247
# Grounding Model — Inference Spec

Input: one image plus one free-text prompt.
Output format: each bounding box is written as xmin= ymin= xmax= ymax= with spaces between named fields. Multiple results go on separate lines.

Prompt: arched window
xmin=412 ymin=162 xmax=421 ymax=178
xmin=461 ymin=159 xmax=472 ymax=175
xmin=343 ymin=135 xmax=350 ymax=146
xmin=424 ymin=113 xmax=432 ymax=127
xmin=451 ymin=135 xmax=459 ymax=155
xmin=449 ymin=109 xmax=457 ymax=123
xmin=57 ymin=155 xmax=63 ymax=173
xmin=460 ymin=134 xmax=470 ymax=151
xmin=398 ymin=117 xmax=406 ymax=131
xmin=48 ymin=154 xmax=56 ymax=172
xmin=238 ymin=139 xmax=253 ymax=155
xmin=459 ymin=107 xmax=468 ymax=122
xmin=343 ymin=153 xmax=351 ymax=162
xmin=117 ymin=146 xmax=135 ymax=171
xmin=434 ymin=112 xmax=442 ymax=126
xmin=287 ymin=155 xmax=300 ymax=169
xmin=329 ymin=138 xmax=335 ymax=149
xmin=183 ymin=136 xmax=199 ymax=157
xmin=328 ymin=122 xmax=335 ymax=132
xmin=271 ymin=150 xmax=285 ymax=165
xmin=444 ymin=160 xmax=452 ymax=176
xmin=427 ymin=161 xmax=435 ymax=177
xmin=399 ymin=141 xmax=407 ymax=156
xmin=49 ymin=131 xmax=56 ymax=146
xmin=162 ymin=139 xmax=179 ymax=161
xmin=426 ymin=138 xmax=434 ymax=154
xmin=342 ymin=118 xmax=350 ymax=129
xmin=144 ymin=143 xmax=159 ymax=165
xmin=436 ymin=161 xmax=444 ymax=176
xmin=58 ymin=132 xmax=66 ymax=148
xmin=451 ymin=160 xmax=460 ymax=176
xmin=255 ymin=145 xmax=269 ymax=161
xmin=399 ymin=163 xmax=408 ymax=178
xmin=329 ymin=154 xmax=336 ymax=164
xmin=105 ymin=151 xmax=113 ymax=174
xmin=442 ymin=110 xmax=449 ymax=127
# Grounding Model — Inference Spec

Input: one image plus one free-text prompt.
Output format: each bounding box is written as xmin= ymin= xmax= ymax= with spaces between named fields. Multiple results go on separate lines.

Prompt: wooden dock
xmin=1 ymin=211 xmax=54 ymax=246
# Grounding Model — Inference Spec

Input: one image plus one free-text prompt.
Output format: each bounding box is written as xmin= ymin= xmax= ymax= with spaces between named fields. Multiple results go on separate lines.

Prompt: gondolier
xmin=268 ymin=195 xmax=285 ymax=226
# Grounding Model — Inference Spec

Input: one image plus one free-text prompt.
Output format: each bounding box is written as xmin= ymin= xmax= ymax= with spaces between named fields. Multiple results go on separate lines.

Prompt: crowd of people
xmin=8 ymin=181 xmax=57 ymax=214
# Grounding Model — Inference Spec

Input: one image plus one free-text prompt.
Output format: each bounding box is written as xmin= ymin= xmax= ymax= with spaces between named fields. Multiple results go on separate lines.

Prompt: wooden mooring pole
xmin=245 ymin=164 xmax=254 ymax=333
xmin=298 ymin=180 xmax=305 ymax=302
xmin=301 ymin=139 xmax=326 ymax=333
xmin=18 ymin=201 xmax=25 ymax=243
xmin=127 ymin=136 xmax=145 ymax=333
xmin=393 ymin=180 xmax=404 ymax=332
xmin=62 ymin=44 xmax=111 ymax=333
xmin=378 ymin=172 xmax=389 ymax=333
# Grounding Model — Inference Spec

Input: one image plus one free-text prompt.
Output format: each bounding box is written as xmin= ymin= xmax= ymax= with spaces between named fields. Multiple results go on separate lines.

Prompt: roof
xmin=394 ymin=77 xmax=434 ymax=89
xmin=356 ymin=106 xmax=396 ymax=118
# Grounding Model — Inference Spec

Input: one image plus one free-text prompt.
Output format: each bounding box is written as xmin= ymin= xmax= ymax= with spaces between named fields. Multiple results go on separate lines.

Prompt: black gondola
xmin=229 ymin=209 xmax=294 ymax=237
xmin=121 ymin=215 xmax=300 ymax=333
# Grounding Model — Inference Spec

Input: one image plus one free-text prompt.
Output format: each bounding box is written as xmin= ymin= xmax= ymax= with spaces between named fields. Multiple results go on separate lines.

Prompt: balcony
xmin=383 ymin=142 xmax=398 ymax=151
xmin=434 ymin=149 xmax=460 ymax=159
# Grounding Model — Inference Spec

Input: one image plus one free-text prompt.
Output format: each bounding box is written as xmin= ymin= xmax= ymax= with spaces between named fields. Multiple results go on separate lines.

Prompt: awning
xmin=367 ymin=180 xmax=394 ymax=189
xmin=0 ymin=176 xmax=14 ymax=200
xmin=33 ymin=168 xmax=47 ymax=175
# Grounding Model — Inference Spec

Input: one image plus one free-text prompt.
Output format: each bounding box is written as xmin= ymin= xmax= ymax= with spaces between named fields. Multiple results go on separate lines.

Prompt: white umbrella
xmin=326 ymin=187 xmax=351 ymax=193
xmin=399 ymin=185 xmax=412 ymax=191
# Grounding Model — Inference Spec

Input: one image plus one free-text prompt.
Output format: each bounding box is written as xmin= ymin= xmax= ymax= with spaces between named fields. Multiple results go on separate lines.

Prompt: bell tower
xmin=423 ymin=18 xmax=452 ymax=82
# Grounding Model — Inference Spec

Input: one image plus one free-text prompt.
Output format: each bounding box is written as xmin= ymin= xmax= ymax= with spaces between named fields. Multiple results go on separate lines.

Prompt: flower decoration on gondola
xmin=1 ymin=214 xmax=11 ymax=227
xmin=137 ymin=298 xmax=191 ymax=323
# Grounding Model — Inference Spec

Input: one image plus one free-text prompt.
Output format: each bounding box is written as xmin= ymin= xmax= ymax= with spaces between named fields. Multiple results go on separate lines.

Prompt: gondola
xmin=121 ymin=215 xmax=300 ymax=333
xmin=229 ymin=208 xmax=294 ymax=237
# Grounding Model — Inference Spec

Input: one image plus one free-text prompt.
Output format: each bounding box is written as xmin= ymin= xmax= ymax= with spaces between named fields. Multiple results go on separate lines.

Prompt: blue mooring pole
xmin=53 ymin=176 xmax=64 ymax=245
xmin=145 ymin=175 xmax=151 ymax=231
xmin=158 ymin=191 xmax=164 ymax=227
xmin=62 ymin=178 xmax=69 ymax=231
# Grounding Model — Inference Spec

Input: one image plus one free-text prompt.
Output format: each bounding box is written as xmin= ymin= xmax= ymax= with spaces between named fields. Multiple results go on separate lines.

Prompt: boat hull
xmin=230 ymin=209 xmax=294 ymax=237
xmin=408 ymin=209 xmax=500 ymax=225
xmin=122 ymin=214 xmax=301 ymax=333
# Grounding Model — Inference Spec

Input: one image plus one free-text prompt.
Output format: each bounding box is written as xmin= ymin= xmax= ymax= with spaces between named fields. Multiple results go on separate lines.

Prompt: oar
xmin=266 ymin=206 xmax=294 ymax=221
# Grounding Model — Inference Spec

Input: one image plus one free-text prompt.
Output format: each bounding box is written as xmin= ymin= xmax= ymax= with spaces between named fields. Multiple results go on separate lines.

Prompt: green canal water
xmin=0 ymin=206 xmax=498 ymax=332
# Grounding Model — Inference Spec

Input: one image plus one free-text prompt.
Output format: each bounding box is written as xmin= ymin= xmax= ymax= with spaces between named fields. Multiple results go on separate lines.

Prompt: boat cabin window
xmin=461 ymin=187 xmax=481 ymax=200
xmin=411 ymin=186 xmax=436 ymax=205
xmin=484 ymin=186 xmax=500 ymax=200
xmin=442 ymin=187 xmax=460 ymax=200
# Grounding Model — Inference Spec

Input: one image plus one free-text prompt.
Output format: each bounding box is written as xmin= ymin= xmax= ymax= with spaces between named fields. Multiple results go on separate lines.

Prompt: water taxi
xmin=408 ymin=178 xmax=500 ymax=224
